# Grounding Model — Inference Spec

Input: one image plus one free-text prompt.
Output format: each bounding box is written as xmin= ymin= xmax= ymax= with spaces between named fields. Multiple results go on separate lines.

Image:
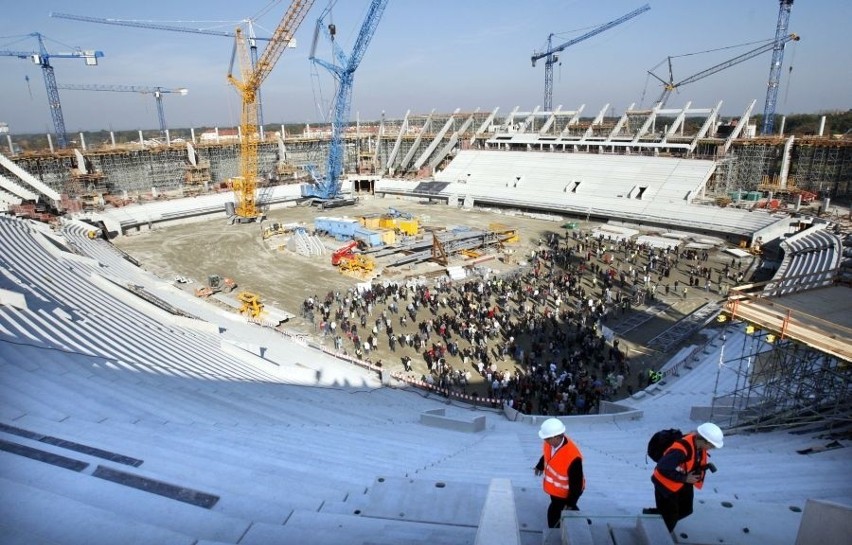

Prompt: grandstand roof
xmin=0 ymin=215 xmax=849 ymax=545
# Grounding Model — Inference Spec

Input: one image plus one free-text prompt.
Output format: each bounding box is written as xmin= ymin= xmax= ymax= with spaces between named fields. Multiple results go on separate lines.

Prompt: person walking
xmin=533 ymin=418 xmax=585 ymax=528
xmin=651 ymin=423 xmax=724 ymax=533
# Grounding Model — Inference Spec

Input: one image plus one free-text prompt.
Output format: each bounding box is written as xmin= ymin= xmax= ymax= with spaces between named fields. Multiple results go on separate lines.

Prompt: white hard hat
xmin=697 ymin=422 xmax=724 ymax=448
xmin=538 ymin=418 xmax=566 ymax=439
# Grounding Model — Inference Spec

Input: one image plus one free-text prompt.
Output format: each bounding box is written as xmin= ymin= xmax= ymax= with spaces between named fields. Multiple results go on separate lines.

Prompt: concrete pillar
xmin=6 ymin=135 xmax=13 ymax=155
xmin=165 ymin=129 xmax=171 ymax=147
xmin=795 ymin=193 xmax=802 ymax=211
xmin=190 ymin=127 xmax=196 ymax=144
xmin=79 ymin=132 xmax=86 ymax=151
xmin=215 ymin=127 xmax=220 ymax=144
xmin=818 ymin=116 xmax=826 ymax=137
xmin=779 ymin=135 xmax=795 ymax=188
xmin=47 ymin=133 xmax=54 ymax=153
xmin=138 ymin=130 xmax=144 ymax=145
xmin=110 ymin=131 xmax=116 ymax=148
xmin=779 ymin=116 xmax=786 ymax=137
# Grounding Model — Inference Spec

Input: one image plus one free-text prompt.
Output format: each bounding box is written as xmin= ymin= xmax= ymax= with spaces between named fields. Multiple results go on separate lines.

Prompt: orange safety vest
xmin=652 ymin=433 xmax=707 ymax=493
xmin=542 ymin=436 xmax=584 ymax=498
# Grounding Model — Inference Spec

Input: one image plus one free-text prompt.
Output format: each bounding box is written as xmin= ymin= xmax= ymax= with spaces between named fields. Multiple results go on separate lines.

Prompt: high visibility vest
xmin=542 ymin=436 xmax=584 ymax=498
xmin=652 ymin=433 xmax=707 ymax=493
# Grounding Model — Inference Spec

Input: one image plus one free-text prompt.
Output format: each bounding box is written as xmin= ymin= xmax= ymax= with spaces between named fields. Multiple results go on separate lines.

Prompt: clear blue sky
xmin=1 ymin=0 xmax=849 ymax=134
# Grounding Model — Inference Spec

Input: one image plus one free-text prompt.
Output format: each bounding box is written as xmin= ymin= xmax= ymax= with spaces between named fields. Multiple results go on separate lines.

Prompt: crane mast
xmin=227 ymin=0 xmax=315 ymax=222
xmin=762 ymin=0 xmax=795 ymax=135
xmin=532 ymin=4 xmax=650 ymax=111
xmin=0 ymin=33 xmax=103 ymax=149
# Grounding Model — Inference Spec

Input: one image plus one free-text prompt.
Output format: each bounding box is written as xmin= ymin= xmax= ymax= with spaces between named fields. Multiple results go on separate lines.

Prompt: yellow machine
xmin=226 ymin=0 xmax=315 ymax=222
xmin=339 ymin=254 xmax=375 ymax=274
xmin=237 ymin=291 xmax=264 ymax=318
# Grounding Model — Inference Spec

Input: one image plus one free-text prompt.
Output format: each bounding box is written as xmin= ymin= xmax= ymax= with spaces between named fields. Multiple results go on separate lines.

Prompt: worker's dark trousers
xmin=655 ymin=485 xmax=694 ymax=532
xmin=547 ymin=495 xmax=571 ymax=528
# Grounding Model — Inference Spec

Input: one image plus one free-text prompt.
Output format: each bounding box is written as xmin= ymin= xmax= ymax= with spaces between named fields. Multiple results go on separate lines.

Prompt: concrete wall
xmin=502 ymin=402 xmax=643 ymax=427
xmin=420 ymin=408 xmax=486 ymax=433
xmin=795 ymin=499 xmax=852 ymax=545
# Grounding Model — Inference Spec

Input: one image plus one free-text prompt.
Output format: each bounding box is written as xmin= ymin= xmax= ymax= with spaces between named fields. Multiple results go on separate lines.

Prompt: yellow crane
xmin=227 ymin=0 xmax=315 ymax=222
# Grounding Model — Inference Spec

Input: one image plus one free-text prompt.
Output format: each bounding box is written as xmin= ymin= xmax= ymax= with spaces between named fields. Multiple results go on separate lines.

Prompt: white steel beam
xmin=414 ymin=109 xmax=459 ymax=170
xmin=722 ymin=100 xmax=756 ymax=155
xmin=386 ymin=109 xmax=410 ymax=172
xmin=605 ymin=103 xmax=635 ymax=142
xmin=429 ymin=110 xmax=478 ymax=171
xmin=0 ymin=174 xmax=36 ymax=202
xmin=661 ymin=101 xmax=692 ymax=144
xmin=0 ymin=152 xmax=60 ymax=204
xmin=469 ymin=107 xmax=499 ymax=146
xmin=689 ymin=101 xmax=722 ymax=153
xmin=399 ymin=109 xmax=434 ymax=171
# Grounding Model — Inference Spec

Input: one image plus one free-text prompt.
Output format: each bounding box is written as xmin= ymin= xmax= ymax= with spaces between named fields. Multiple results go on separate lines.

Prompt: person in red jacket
xmin=651 ymin=422 xmax=724 ymax=533
xmin=534 ymin=418 xmax=585 ymax=528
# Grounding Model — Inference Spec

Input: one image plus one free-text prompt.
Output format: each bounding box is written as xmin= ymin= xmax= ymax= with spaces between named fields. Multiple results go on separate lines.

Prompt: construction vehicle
xmin=238 ymin=291 xmax=264 ymax=318
xmin=262 ymin=222 xmax=287 ymax=240
xmin=302 ymin=0 xmax=388 ymax=205
xmin=339 ymin=254 xmax=375 ymax=274
xmin=194 ymin=274 xmax=237 ymax=297
xmin=331 ymin=241 xmax=359 ymax=266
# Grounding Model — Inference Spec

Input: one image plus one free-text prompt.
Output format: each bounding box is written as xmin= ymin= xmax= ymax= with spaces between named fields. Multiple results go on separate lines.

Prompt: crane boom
xmin=762 ymin=0 xmax=795 ymax=135
xmin=532 ymin=4 xmax=650 ymax=111
xmin=227 ymin=0 xmax=315 ymax=222
xmin=51 ymin=12 xmax=271 ymax=137
xmin=304 ymin=0 xmax=389 ymax=203
xmin=0 ymin=32 xmax=103 ymax=149
xmin=652 ymin=33 xmax=800 ymax=108
xmin=56 ymin=84 xmax=188 ymax=133
xmin=49 ymin=12 xmax=271 ymax=41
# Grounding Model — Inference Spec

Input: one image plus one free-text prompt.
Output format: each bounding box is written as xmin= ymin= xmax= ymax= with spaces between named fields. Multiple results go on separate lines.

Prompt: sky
xmin=0 ymin=0 xmax=850 ymax=135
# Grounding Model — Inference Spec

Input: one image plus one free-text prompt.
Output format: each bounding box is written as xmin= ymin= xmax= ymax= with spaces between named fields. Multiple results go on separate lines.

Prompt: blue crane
xmin=762 ymin=0 xmax=795 ymax=135
xmin=50 ymin=12 xmax=272 ymax=135
xmin=56 ymin=84 xmax=188 ymax=134
xmin=0 ymin=32 xmax=103 ymax=149
xmin=531 ymin=4 xmax=650 ymax=111
xmin=303 ymin=0 xmax=389 ymax=203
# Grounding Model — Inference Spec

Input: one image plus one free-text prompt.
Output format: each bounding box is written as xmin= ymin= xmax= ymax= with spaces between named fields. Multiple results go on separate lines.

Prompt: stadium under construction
xmin=1 ymin=1 xmax=851 ymax=544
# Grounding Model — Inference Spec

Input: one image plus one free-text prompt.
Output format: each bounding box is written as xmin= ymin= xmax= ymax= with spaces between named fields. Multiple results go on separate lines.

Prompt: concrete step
xmin=0 ymin=475 xmax=196 ymax=545
xmin=0 ymin=449 xmax=249 ymax=542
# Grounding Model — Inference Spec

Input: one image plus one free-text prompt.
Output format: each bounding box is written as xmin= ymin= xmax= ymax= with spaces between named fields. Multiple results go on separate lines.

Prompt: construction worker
xmin=651 ymin=422 xmax=724 ymax=533
xmin=533 ymin=418 xmax=585 ymax=528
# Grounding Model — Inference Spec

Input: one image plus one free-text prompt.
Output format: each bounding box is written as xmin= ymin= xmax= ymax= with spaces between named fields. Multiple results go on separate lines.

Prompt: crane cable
xmin=782 ymin=40 xmax=797 ymax=109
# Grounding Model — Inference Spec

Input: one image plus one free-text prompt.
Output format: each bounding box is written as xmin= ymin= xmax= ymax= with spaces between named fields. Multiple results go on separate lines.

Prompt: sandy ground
xmin=113 ymin=195 xmax=749 ymax=396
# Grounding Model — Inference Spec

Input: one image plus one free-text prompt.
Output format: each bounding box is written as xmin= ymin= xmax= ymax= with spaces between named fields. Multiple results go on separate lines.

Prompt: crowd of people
xmin=300 ymin=228 xmax=744 ymax=415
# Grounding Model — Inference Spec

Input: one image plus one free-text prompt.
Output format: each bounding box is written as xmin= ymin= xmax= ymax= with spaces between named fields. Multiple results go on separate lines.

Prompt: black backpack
xmin=647 ymin=428 xmax=690 ymax=462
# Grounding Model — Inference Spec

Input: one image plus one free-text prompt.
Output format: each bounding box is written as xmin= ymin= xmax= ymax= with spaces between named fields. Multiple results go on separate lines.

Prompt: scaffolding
xmin=711 ymin=325 xmax=851 ymax=432
xmin=714 ymin=277 xmax=852 ymax=432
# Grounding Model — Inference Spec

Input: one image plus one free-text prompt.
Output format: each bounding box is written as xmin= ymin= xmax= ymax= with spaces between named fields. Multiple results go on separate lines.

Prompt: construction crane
xmin=531 ymin=4 xmax=650 ymax=111
xmin=303 ymin=0 xmax=389 ymax=204
xmin=649 ymin=33 xmax=800 ymax=109
xmin=762 ymin=0 xmax=795 ymax=135
xmin=227 ymin=0 xmax=315 ymax=222
xmin=50 ymin=12 xmax=272 ymax=136
xmin=56 ymin=84 xmax=188 ymax=134
xmin=0 ymin=32 xmax=103 ymax=149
